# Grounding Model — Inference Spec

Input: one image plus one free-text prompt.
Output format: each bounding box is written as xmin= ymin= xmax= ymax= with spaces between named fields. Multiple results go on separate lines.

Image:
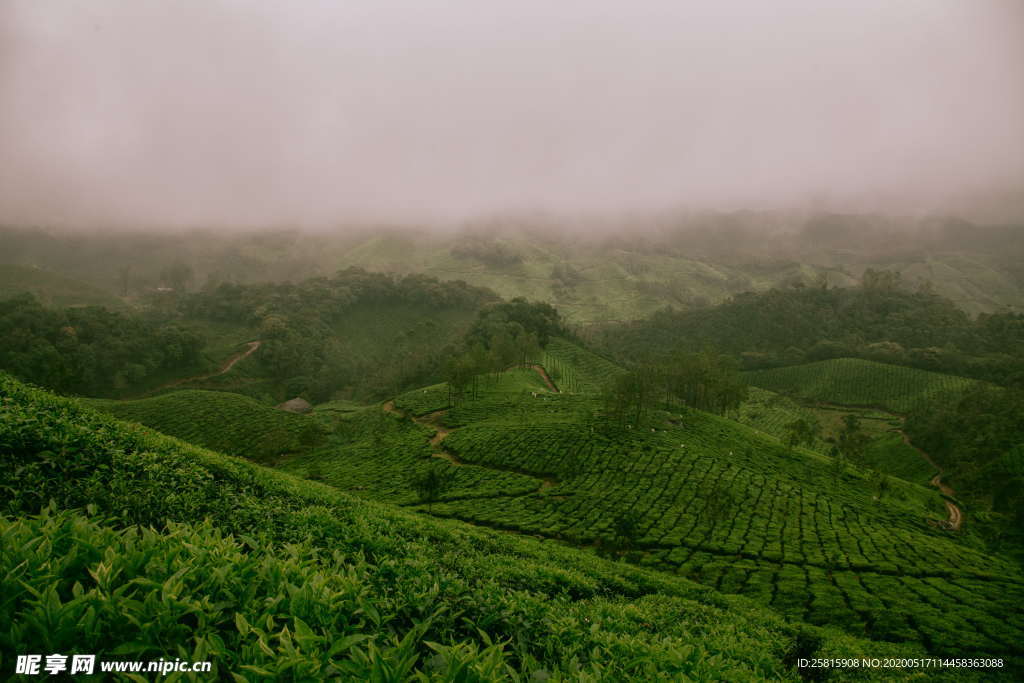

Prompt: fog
xmin=1 ymin=0 xmax=1022 ymax=229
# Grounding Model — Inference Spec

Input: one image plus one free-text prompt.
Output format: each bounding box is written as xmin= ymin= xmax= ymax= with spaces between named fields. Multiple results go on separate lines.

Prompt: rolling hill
xmin=744 ymin=358 xmax=979 ymax=413
xmin=1 ymin=372 xmax=943 ymax=681
xmin=274 ymin=341 xmax=1024 ymax=667
xmin=85 ymin=390 xmax=326 ymax=464
xmin=329 ymin=231 xmax=1024 ymax=323
xmin=0 ymin=263 xmax=125 ymax=310
xmin=4 ymin=337 xmax=1021 ymax=677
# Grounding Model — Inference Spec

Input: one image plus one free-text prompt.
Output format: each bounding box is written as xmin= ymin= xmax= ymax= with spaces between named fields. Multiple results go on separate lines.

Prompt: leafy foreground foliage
xmin=0 ymin=373 xmax=956 ymax=681
xmin=86 ymin=390 xmax=327 ymax=464
xmin=745 ymin=358 xmax=979 ymax=413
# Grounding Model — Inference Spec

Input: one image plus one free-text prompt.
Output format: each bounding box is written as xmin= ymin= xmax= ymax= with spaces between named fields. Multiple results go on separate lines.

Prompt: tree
xmin=838 ymin=414 xmax=869 ymax=466
xmin=160 ymin=262 xmax=194 ymax=292
xmin=410 ymin=463 xmax=456 ymax=511
xmin=663 ymin=350 xmax=748 ymax=415
xmin=601 ymin=366 xmax=659 ymax=428
xmin=829 ymin=446 xmax=847 ymax=488
xmin=784 ymin=416 xmax=820 ymax=452
xmin=861 ymin=268 xmax=902 ymax=293
xmin=117 ymin=265 xmax=132 ymax=297
xmin=612 ymin=511 xmax=642 ymax=552
xmin=868 ymin=469 xmax=891 ymax=502
xmin=443 ymin=354 xmax=473 ymax=407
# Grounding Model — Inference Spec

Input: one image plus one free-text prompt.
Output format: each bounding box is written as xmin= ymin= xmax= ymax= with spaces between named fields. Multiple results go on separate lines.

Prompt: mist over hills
xmin=3 ymin=211 xmax=1022 ymax=322
xmin=2 ymin=0 xmax=1023 ymax=678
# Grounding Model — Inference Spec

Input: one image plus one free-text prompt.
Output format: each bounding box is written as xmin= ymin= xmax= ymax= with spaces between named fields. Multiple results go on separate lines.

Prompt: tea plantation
xmin=744 ymin=358 xmax=979 ymax=413
xmin=85 ymin=390 xmax=327 ymax=464
xmin=3 ymin=339 xmax=1021 ymax=679
xmin=0 ymin=373 xmax=949 ymax=681
xmin=365 ymin=343 xmax=1023 ymax=669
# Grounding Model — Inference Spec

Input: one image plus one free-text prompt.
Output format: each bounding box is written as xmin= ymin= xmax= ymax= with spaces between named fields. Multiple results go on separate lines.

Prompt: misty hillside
xmin=3 ymin=216 xmax=1023 ymax=324
xmin=2 ymin=0 xmax=1023 ymax=679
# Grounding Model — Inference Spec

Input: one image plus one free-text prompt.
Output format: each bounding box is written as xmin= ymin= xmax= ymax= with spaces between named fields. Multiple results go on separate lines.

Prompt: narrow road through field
xmin=383 ymin=399 xmax=556 ymax=491
xmin=525 ymin=364 xmax=559 ymax=393
xmin=146 ymin=340 xmax=261 ymax=395
xmin=900 ymin=431 xmax=962 ymax=530
xmin=382 ymin=401 xmax=464 ymax=465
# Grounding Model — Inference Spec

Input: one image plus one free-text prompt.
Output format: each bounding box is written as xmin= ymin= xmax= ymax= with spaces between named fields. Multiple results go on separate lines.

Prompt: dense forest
xmin=589 ymin=271 xmax=1024 ymax=385
xmin=0 ymin=293 xmax=204 ymax=395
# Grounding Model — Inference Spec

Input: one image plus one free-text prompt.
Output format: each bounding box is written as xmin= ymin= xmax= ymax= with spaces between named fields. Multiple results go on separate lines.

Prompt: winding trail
xmin=899 ymin=431 xmax=962 ymax=530
xmin=145 ymin=340 xmax=261 ymax=395
xmin=524 ymin=364 xmax=559 ymax=393
xmin=383 ymin=397 xmax=557 ymax=493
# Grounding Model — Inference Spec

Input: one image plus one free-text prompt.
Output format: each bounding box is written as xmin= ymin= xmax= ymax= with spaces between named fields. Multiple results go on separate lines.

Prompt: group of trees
xmin=181 ymin=268 xmax=501 ymax=402
xmin=180 ymin=267 xmax=498 ymax=327
xmin=0 ymin=293 xmax=204 ymax=395
xmin=779 ymin=413 xmax=894 ymax=503
xmin=591 ymin=276 xmax=1024 ymax=387
xmin=438 ymin=298 xmax=564 ymax=405
xmin=443 ymin=335 xmax=544 ymax=406
xmin=450 ymin=239 xmax=523 ymax=267
xmin=905 ymin=385 xmax=1024 ymax=532
xmin=599 ymin=350 xmax=748 ymax=428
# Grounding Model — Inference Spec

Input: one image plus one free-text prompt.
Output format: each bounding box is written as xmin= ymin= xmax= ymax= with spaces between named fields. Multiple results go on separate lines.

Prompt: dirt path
xmin=144 ymin=340 xmax=261 ymax=395
xmin=525 ymin=364 xmax=559 ymax=393
xmin=900 ymin=431 xmax=962 ymax=530
xmin=383 ymin=402 xmax=460 ymax=463
xmin=383 ymin=399 xmax=555 ymax=490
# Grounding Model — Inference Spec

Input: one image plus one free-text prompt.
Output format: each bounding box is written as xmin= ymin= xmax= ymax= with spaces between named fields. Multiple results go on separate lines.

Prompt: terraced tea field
xmin=7 ymin=371 xmax=953 ymax=680
xmin=737 ymin=387 xmax=933 ymax=484
xmin=744 ymin=358 xmax=978 ymax=413
xmin=540 ymin=337 xmax=625 ymax=393
xmin=86 ymin=389 xmax=326 ymax=464
xmin=83 ymin=342 xmax=1022 ymax=664
xmin=277 ymin=405 xmax=542 ymax=505
xmin=426 ymin=409 xmax=1024 ymax=658
xmin=363 ymin=349 xmax=1024 ymax=662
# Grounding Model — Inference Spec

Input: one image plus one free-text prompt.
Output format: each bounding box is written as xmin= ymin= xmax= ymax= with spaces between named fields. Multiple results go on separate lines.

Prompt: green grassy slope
xmin=745 ymin=359 xmax=979 ymax=413
xmin=332 ymin=236 xmax=834 ymax=325
xmin=331 ymin=233 xmax=1024 ymax=323
xmin=736 ymin=388 xmax=935 ymax=484
xmin=338 ymin=349 xmax=1024 ymax=663
xmin=86 ymin=390 xmax=326 ymax=464
xmin=1 ymin=373 xmax=941 ymax=681
xmin=0 ymin=264 xmax=125 ymax=309
xmin=427 ymin=404 xmax=1024 ymax=657
xmin=541 ymin=338 xmax=624 ymax=393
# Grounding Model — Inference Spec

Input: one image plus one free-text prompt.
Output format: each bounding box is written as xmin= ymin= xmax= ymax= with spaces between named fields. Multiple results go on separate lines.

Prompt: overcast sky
xmin=1 ymin=0 xmax=1022 ymax=228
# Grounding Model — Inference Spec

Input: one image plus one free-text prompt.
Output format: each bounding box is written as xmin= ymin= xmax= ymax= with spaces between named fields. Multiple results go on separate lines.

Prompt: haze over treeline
xmin=1 ymin=0 xmax=1023 ymax=229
